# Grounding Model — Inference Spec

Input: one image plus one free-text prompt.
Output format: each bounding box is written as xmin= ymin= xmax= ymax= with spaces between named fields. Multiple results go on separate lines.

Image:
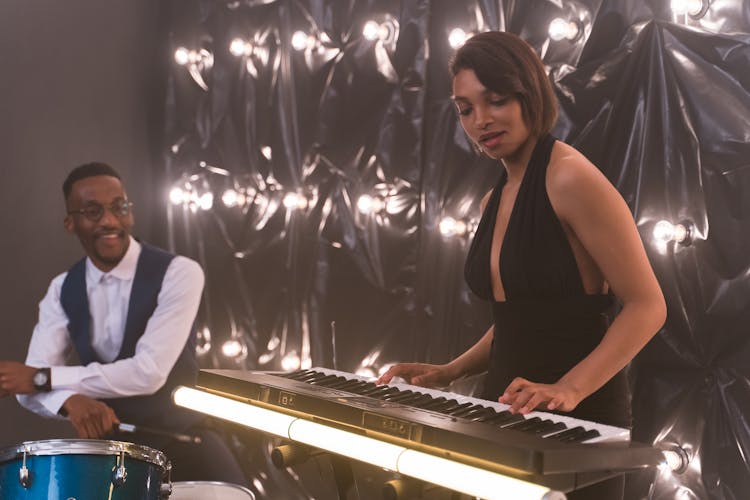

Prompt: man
xmin=0 ymin=162 xmax=246 ymax=484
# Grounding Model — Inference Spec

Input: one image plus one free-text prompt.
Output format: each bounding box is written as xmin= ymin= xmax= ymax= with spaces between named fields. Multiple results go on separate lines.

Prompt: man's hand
xmin=0 ymin=361 xmax=36 ymax=394
xmin=62 ymin=394 xmax=120 ymax=439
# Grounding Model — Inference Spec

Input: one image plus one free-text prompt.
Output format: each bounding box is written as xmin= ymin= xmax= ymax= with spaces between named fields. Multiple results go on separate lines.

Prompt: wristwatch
xmin=32 ymin=368 xmax=51 ymax=392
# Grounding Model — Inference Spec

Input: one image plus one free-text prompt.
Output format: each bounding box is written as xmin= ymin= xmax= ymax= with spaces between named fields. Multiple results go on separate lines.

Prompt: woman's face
xmin=452 ymin=68 xmax=531 ymax=161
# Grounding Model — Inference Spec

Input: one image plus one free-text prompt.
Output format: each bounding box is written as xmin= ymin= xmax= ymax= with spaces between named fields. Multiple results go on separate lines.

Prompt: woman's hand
xmin=499 ymin=377 xmax=583 ymax=414
xmin=376 ymin=363 xmax=457 ymax=388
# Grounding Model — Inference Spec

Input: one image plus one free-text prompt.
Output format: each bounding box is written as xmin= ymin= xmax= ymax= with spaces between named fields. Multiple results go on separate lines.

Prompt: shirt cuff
xmin=51 ymin=366 xmax=86 ymax=391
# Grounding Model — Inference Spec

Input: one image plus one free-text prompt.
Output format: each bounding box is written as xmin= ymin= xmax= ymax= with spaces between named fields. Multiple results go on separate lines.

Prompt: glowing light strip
xmin=173 ymin=386 xmax=565 ymax=500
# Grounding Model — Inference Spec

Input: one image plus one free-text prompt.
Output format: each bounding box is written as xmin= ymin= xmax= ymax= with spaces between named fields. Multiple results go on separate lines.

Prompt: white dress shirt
xmin=17 ymin=238 xmax=205 ymax=418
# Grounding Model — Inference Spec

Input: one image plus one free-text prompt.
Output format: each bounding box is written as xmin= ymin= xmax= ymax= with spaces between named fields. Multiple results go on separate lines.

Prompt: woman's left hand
xmin=499 ymin=377 xmax=583 ymax=414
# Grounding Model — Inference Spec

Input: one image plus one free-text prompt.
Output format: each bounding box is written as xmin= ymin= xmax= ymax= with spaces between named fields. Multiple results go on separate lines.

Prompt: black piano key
xmin=360 ymin=385 xmax=396 ymax=397
xmin=504 ymin=417 xmax=543 ymax=432
xmin=348 ymin=382 xmax=378 ymax=394
xmin=466 ymin=407 xmax=498 ymax=421
xmin=533 ymin=421 xmax=567 ymax=435
xmin=547 ymin=426 xmax=588 ymax=441
xmin=292 ymin=371 xmax=324 ymax=382
xmin=408 ymin=394 xmax=438 ymax=407
xmin=338 ymin=380 xmax=371 ymax=392
xmin=308 ymin=374 xmax=341 ymax=385
xmin=441 ymin=402 xmax=474 ymax=415
xmin=566 ymin=429 xmax=601 ymax=443
xmin=526 ymin=420 xmax=566 ymax=435
xmin=282 ymin=370 xmax=315 ymax=380
xmin=386 ymin=392 xmax=431 ymax=405
xmin=422 ymin=398 xmax=459 ymax=411
xmin=370 ymin=387 xmax=402 ymax=399
xmin=478 ymin=410 xmax=522 ymax=426
xmin=300 ymin=372 xmax=332 ymax=383
xmin=316 ymin=375 xmax=347 ymax=386
xmin=417 ymin=397 xmax=447 ymax=410
xmin=450 ymin=404 xmax=485 ymax=418
xmin=325 ymin=378 xmax=363 ymax=390
xmin=381 ymin=390 xmax=415 ymax=402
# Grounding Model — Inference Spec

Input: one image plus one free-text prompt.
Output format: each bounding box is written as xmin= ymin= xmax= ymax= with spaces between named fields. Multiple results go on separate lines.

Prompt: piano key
xmin=381 ymin=390 xmax=416 ymax=402
xmin=547 ymin=426 xmax=588 ymax=441
xmin=416 ymin=396 xmax=448 ymax=410
xmin=504 ymin=417 xmax=543 ymax=432
xmin=283 ymin=369 xmax=317 ymax=380
xmin=450 ymin=404 xmax=487 ymax=418
xmin=533 ymin=421 xmax=567 ymax=435
xmin=308 ymin=374 xmax=341 ymax=385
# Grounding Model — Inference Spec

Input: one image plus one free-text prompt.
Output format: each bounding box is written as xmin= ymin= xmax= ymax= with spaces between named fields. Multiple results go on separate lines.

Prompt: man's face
xmin=64 ymin=175 xmax=134 ymax=271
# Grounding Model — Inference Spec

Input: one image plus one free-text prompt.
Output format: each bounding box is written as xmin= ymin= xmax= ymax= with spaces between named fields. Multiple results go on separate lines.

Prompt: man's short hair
xmin=63 ymin=162 xmax=122 ymax=201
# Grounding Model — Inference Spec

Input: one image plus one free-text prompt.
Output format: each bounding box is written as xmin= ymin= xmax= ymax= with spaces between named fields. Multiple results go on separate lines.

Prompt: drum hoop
xmin=0 ymin=439 xmax=168 ymax=469
xmin=172 ymin=481 xmax=255 ymax=497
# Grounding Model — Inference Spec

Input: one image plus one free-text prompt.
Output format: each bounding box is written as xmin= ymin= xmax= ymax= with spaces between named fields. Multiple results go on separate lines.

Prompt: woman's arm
xmin=501 ymin=145 xmax=666 ymax=414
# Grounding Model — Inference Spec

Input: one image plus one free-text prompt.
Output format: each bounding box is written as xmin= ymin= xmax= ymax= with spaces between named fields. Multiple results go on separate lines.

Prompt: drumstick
xmin=117 ymin=422 xmax=202 ymax=444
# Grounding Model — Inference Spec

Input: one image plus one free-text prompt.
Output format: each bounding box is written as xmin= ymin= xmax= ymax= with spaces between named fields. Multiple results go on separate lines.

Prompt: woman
xmin=378 ymin=31 xmax=666 ymax=499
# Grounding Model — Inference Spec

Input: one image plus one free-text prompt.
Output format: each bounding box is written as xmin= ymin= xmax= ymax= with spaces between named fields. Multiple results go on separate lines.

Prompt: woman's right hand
xmin=376 ymin=363 xmax=457 ymax=388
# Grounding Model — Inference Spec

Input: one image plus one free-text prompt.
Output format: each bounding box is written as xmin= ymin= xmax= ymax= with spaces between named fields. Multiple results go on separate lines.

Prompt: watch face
xmin=33 ymin=371 xmax=48 ymax=386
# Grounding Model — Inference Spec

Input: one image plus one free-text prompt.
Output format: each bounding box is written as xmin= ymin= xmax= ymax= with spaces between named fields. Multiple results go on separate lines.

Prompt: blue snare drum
xmin=0 ymin=439 xmax=169 ymax=500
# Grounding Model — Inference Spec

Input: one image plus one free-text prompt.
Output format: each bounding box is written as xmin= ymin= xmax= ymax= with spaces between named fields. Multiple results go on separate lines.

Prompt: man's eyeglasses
xmin=67 ymin=200 xmax=134 ymax=222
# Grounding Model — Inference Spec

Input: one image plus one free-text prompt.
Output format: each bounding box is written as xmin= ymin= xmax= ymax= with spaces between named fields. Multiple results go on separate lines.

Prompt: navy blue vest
xmin=60 ymin=244 xmax=201 ymax=440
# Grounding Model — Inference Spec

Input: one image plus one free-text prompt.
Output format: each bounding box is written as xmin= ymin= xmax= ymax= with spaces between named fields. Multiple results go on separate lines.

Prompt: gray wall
xmin=0 ymin=1 xmax=165 ymax=447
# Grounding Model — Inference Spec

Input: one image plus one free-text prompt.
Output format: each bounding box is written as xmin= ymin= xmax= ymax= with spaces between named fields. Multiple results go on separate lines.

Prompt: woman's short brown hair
xmin=450 ymin=31 xmax=558 ymax=137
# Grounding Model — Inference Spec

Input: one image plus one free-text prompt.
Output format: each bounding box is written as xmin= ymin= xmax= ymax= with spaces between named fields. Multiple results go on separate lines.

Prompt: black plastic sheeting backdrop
xmin=162 ymin=0 xmax=750 ymax=498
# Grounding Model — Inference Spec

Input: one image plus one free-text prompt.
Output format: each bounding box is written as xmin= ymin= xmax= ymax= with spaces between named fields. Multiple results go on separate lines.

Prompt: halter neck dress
xmin=464 ymin=134 xmax=631 ymax=428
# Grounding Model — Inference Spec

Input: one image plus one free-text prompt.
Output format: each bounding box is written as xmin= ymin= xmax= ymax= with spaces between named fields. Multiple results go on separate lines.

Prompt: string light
xmin=362 ymin=17 xmax=399 ymax=46
xmin=221 ymin=338 xmax=248 ymax=361
xmin=448 ymin=28 xmax=471 ymax=49
xmin=357 ymin=194 xmax=386 ymax=215
xmin=291 ymin=30 xmax=312 ymax=51
xmin=670 ymin=0 xmax=705 ymax=17
xmin=548 ymin=18 xmax=580 ymax=42
xmin=196 ymin=326 xmax=212 ymax=356
xmin=281 ymin=351 xmax=301 ymax=371
xmin=283 ymin=191 xmax=309 ymax=211
xmin=173 ymin=46 xmax=213 ymax=91
xmin=653 ymin=220 xmax=692 ymax=245
xmin=439 ymin=216 xmax=476 ymax=238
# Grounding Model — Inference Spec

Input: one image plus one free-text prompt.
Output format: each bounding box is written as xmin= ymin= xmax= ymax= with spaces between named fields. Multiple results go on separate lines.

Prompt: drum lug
xmin=111 ymin=450 xmax=128 ymax=487
xmin=159 ymin=461 xmax=173 ymax=498
xmin=18 ymin=449 xmax=31 ymax=488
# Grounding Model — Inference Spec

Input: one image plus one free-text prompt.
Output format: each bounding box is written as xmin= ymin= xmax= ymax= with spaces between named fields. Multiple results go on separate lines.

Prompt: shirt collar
xmin=85 ymin=236 xmax=141 ymax=283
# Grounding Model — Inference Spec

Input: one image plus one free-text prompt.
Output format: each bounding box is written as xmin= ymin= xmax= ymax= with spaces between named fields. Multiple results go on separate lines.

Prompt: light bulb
xmin=362 ymin=21 xmax=380 ymax=41
xmin=222 ymin=189 xmax=242 ymax=207
xmin=196 ymin=327 xmax=211 ymax=356
xmin=653 ymin=220 xmax=691 ymax=244
xmin=281 ymin=352 xmax=301 ymax=371
xmin=198 ymin=192 xmax=214 ymax=211
xmin=439 ymin=216 xmax=468 ymax=237
xmin=548 ymin=18 xmax=579 ymax=42
xmin=671 ymin=0 xmax=704 ymax=16
xmin=169 ymin=187 xmax=187 ymax=205
xmin=174 ymin=47 xmax=190 ymax=65
xmin=291 ymin=31 xmax=309 ymax=51
xmin=229 ymin=38 xmax=249 ymax=57
xmin=448 ymin=28 xmax=468 ymax=49
xmin=357 ymin=194 xmax=385 ymax=214
xmin=221 ymin=339 xmax=245 ymax=359
xmin=283 ymin=192 xmax=308 ymax=210
xmin=653 ymin=220 xmax=675 ymax=242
